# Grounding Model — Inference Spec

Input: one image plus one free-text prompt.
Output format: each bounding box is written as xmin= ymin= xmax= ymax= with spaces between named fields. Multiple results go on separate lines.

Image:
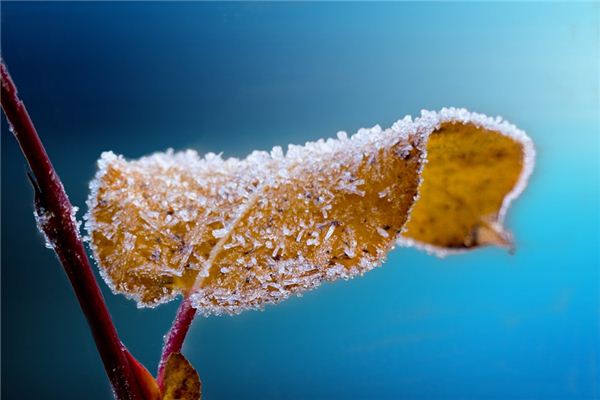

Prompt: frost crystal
xmin=324 ymin=225 xmax=335 ymax=241
xmin=212 ymin=228 xmax=227 ymax=239
xmin=34 ymin=207 xmax=55 ymax=249
xmin=376 ymin=227 xmax=390 ymax=238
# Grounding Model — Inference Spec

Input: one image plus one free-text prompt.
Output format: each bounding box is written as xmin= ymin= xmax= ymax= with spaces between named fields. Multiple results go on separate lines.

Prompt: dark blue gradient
xmin=2 ymin=2 xmax=598 ymax=399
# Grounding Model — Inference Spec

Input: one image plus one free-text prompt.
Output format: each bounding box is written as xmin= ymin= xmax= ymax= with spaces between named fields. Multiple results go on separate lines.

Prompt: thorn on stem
xmin=26 ymin=170 xmax=42 ymax=195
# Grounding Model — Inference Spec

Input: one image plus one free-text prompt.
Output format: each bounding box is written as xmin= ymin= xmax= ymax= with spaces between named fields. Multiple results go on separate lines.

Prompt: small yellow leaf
xmin=161 ymin=353 xmax=201 ymax=400
xmin=85 ymin=108 xmax=534 ymax=314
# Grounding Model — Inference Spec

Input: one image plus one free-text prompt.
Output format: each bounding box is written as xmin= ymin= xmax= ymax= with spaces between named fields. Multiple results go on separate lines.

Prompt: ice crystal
xmin=34 ymin=207 xmax=55 ymax=249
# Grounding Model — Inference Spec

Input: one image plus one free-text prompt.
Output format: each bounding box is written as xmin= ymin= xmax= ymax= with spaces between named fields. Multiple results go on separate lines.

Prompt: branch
xmin=157 ymin=296 xmax=197 ymax=389
xmin=0 ymin=59 xmax=146 ymax=400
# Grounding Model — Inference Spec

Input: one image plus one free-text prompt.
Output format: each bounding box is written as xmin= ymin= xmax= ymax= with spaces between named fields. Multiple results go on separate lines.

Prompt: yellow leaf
xmin=85 ymin=108 xmax=534 ymax=314
xmin=400 ymin=115 xmax=534 ymax=255
xmin=161 ymin=353 xmax=201 ymax=400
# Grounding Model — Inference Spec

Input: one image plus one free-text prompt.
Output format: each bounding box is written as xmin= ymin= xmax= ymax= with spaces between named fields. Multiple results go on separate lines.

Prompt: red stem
xmin=1 ymin=60 xmax=146 ymax=400
xmin=157 ymin=295 xmax=197 ymax=388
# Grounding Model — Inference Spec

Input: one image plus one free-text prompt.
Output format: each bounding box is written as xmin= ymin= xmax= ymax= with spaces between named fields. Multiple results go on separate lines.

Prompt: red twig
xmin=0 ymin=60 xmax=146 ymax=400
xmin=157 ymin=295 xmax=197 ymax=389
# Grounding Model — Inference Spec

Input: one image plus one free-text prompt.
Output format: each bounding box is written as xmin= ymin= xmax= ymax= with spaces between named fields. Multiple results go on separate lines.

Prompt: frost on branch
xmin=85 ymin=108 xmax=535 ymax=314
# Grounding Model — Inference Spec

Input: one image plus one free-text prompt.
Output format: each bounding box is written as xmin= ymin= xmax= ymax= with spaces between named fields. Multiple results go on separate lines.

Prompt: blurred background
xmin=1 ymin=2 xmax=598 ymax=399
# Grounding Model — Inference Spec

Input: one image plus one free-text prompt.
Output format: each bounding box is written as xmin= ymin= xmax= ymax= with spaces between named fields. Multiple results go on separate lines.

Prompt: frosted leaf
xmin=85 ymin=108 xmax=534 ymax=313
xmin=399 ymin=110 xmax=535 ymax=256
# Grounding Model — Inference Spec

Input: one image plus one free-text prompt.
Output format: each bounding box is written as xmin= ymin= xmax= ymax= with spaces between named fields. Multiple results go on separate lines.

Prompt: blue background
xmin=1 ymin=2 xmax=598 ymax=399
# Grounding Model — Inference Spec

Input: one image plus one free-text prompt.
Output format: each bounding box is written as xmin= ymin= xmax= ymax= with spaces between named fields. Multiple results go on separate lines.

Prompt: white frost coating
xmin=71 ymin=206 xmax=82 ymax=234
xmin=34 ymin=207 xmax=55 ymax=249
xmin=396 ymin=107 xmax=536 ymax=257
xmin=85 ymin=107 xmax=534 ymax=312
